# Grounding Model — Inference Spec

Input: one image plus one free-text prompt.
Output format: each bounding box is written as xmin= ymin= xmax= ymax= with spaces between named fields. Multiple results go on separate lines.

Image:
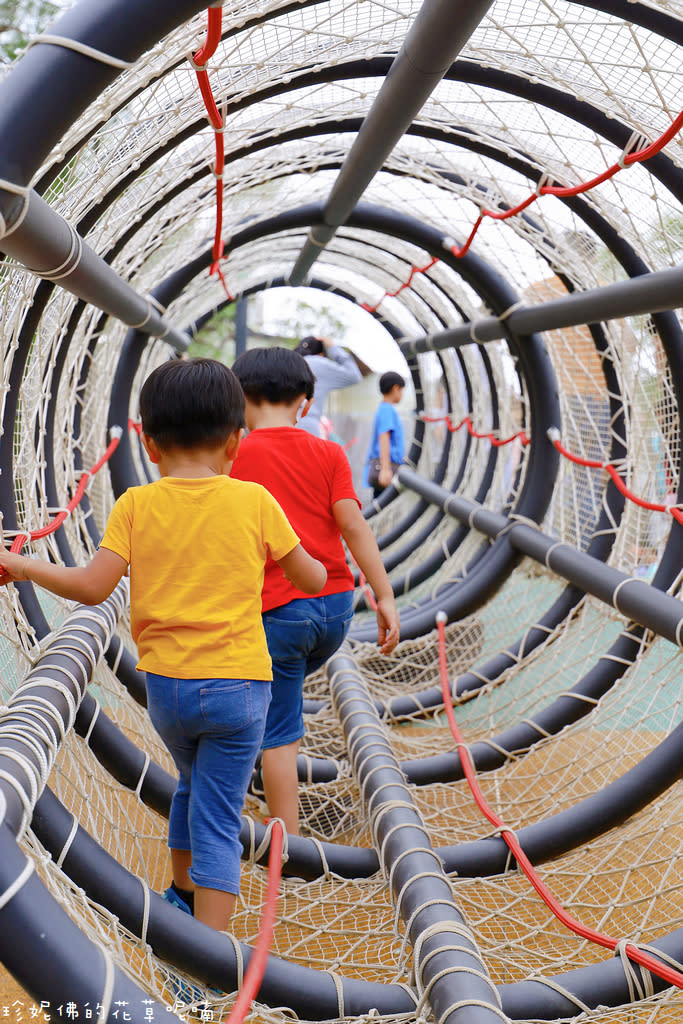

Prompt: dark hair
xmin=294 ymin=335 xmax=325 ymax=357
xmin=232 ymin=346 xmax=315 ymax=404
xmin=139 ymin=357 xmax=245 ymax=449
xmin=379 ymin=370 xmax=405 ymax=395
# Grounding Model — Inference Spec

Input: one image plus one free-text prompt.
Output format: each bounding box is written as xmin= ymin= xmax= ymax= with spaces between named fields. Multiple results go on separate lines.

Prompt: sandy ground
xmin=0 ymin=970 xmax=35 ymax=1021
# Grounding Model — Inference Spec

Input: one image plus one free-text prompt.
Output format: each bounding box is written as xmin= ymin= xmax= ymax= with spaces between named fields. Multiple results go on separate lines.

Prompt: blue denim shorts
xmin=145 ymin=673 xmax=270 ymax=894
xmin=262 ymin=591 xmax=354 ymax=749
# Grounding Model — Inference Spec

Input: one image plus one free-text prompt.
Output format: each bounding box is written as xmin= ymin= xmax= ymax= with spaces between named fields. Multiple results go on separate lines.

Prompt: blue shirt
xmin=363 ymin=402 xmax=405 ymax=485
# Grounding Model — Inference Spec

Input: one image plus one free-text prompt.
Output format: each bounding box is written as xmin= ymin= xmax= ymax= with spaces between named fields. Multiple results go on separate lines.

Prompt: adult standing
xmin=295 ymin=335 xmax=362 ymax=437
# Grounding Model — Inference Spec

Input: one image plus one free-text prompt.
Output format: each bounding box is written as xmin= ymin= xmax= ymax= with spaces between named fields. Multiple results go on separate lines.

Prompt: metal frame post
xmin=288 ymin=0 xmax=494 ymax=284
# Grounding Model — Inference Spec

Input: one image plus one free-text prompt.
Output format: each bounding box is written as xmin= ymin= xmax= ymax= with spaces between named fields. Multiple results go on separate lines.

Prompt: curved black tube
xmin=30 ymin=789 xmax=416 ymax=1018
xmin=0 ymin=0 xmax=210 ymax=199
xmin=0 ymin=280 xmax=55 ymax=642
xmin=0 ymin=824 xmax=173 ymax=1024
xmin=69 ymin=654 xmax=683 ymax=889
xmin=368 ymin=343 xmax=507 ymax=600
xmin=26 ymin=795 xmax=683 ymax=1020
xmin=329 ymin=650 xmax=505 ymax=1023
xmin=103 ymin=637 xmax=148 ymax=708
xmin=438 ymin=720 xmax=683 ymax=876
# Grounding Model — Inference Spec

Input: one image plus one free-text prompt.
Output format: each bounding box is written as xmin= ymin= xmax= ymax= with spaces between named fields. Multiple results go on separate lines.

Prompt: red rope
xmin=357 ymin=568 xmax=378 ymax=611
xmin=224 ymin=820 xmax=284 ymax=1024
xmin=419 ymin=417 xmax=680 ymax=526
xmin=9 ymin=431 xmax=122 ymax=555
xmin=192 ymin=7 xmax=233 ymax=300
xmin=361 ymin=112 xmax=682 ymax=309
xmin=361 ymin=257 xmax=439 ymax=313
xmin=193 ymin=5 xmax=223 ymax=68
xmin=435 ymin=614 xmax=683 ymax=990
xmin=422 ymin=414 xmax=530 ymax=448
xmin=549 ymin=430 xmax=683 ymax=527
xmin=449 ymin=113 xmax=683 ymax=260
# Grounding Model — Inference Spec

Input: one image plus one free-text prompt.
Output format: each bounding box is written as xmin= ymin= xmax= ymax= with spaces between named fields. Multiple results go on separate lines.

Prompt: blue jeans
xmin=262 ymin=592 xmax=354 ymax=749
xmin=145 ymin=673 xmax=271 ymax=894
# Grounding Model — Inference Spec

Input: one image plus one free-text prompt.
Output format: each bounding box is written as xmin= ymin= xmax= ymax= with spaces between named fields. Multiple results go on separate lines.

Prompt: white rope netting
xmin=1 ymin=0 xmax=682 ymax=1021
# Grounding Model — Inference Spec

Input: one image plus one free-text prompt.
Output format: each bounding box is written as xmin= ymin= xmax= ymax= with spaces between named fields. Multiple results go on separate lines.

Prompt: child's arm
xmin=332 ymin=498 xmax=400 ymax=654
xmin=276 ymin=544 xmax=327 ymax=595
xmin=322 ymin=339 xmax=362 ymax=386
xmin=0 ymin=545 xmax=128 ymax=605
xmin=377 ymin=430 xmax=394 ymax=489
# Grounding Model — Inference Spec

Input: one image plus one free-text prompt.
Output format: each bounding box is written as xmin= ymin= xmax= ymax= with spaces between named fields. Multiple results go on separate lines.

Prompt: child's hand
xmin=376 ymin=596 xmax=400 ymax=655
xmin=0 ymin=548 xmax=27 ymax=585
xmin=378 ymin=465 xmax=394 ymax=489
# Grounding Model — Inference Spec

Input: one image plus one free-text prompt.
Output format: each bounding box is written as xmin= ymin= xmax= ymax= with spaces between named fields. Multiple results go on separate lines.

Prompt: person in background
xmin=364 ymin=371 xmax=406 ymax=497
xmin=0 ymin=357 xmax=326 ymax=931
xmin=231 ymin=346 xmax=400 ymax=836
xmin=295 ymin=335 xmax=362 ymax=437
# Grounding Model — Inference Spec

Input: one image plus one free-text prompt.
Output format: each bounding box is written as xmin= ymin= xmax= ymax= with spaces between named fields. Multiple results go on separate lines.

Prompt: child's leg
xmin=262 ymin=593 xmax=354 ymax=835
xmin=170 ymin=849 xmax=193 ymax=890
xmin=190 ymin=677 xmax=270 ymax=931
xmin=262 ymin=740 xmax=301 ymax=835
xmin=147 ymin=672 xmax=267 ymax=930
xmin=194 ymin=887 xmax=236 ymax=930
xmin=261 ymin=607 xmax=310 ymax=835
xmin=146 ymin=674 xmax=196 ymax=899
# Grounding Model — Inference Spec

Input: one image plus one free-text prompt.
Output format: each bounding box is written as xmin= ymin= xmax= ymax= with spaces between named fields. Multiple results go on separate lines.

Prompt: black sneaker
xmin=163 ymin=885 xmax=193 ymax=916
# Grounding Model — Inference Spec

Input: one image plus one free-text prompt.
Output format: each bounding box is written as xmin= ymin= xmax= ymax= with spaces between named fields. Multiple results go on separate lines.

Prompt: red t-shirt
xmin=231 ymin=427 xmax=360 ymax=611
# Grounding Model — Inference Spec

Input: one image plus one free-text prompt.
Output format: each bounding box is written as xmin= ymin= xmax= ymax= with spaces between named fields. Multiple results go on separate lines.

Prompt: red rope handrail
xmin=415 ymin=417 xmax=680 ymax=526
xmin=192 ymin=6 xmax=233 ymax=300
xmin=422 ymin=413 xmax=530 ymax=448
xmin=357 ymin=568 xmax=378 ymax=611
xmin=362 ymin=113 xmax=683 ymax=312
xmin=193 ymin=4 xmax=224 ymax=68
xmin=435 ymin=613 xmax=683 ymax=991
xmin=224 ymin=819 xmax=284 ymax=1024
xmin=9 ymin=428 xmax=122 ymax=555
xmin=360 ymin=257 xmax=439 ymax=311
xmin=548 ymin=428 xmax=683 ymax=527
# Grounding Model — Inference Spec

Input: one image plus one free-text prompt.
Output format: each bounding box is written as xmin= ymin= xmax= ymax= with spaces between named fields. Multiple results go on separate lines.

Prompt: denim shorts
xmin=145 ymin=673 xmax=271 ymax=894
xmin=262 ymin=591 xmax=354 ymax=749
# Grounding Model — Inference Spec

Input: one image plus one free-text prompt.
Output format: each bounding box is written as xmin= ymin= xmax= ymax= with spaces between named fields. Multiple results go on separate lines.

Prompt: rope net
xmin=1 ymin=0 xmax=682 ymax=1021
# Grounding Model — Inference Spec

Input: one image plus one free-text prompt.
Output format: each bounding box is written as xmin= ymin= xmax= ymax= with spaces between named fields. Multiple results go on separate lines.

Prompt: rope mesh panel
xmin=1 ymin=0 xmax=683 ymax=1019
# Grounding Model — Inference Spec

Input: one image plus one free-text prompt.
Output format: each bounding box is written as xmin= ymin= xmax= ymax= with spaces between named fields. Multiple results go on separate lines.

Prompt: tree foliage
xmin=190 ymin=303 xmax=237 ymax=361
xmin=262 ymin=295 xmax=348 ymax=345
xmin=1 ymin=0 xmax=67 ymax=63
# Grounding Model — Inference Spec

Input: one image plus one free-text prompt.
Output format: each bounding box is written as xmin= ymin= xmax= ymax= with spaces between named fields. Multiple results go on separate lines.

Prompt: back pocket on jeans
xmin=200 ymin=679 xmax=254 ymax=732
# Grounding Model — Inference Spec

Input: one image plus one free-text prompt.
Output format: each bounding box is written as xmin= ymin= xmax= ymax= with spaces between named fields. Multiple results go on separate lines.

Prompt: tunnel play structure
xmin=0 ymin=1 xmax=682 ymax=1022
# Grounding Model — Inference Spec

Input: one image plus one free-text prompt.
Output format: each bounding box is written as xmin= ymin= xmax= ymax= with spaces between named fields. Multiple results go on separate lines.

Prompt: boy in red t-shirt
xmin=231 ymin=347 xmax=400 ymax=835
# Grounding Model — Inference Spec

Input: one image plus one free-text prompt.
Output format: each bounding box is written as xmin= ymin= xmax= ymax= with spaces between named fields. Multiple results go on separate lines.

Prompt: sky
xmin=256 ymin=286 xmax=411 ymax=375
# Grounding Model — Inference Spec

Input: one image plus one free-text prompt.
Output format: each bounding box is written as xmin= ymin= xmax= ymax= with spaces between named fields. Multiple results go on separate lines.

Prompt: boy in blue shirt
xmin=364 ymin=371 xmax=406 ymax=496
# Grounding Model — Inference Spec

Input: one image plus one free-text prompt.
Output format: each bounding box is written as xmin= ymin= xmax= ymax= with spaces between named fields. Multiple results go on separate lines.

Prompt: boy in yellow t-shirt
xmin=0 ymin=357 xmax=326 ymax=932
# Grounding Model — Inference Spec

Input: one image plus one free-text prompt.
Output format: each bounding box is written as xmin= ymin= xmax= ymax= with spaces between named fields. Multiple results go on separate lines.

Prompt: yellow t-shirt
xmin=100 ymin=475 xmax=299 ymax=679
